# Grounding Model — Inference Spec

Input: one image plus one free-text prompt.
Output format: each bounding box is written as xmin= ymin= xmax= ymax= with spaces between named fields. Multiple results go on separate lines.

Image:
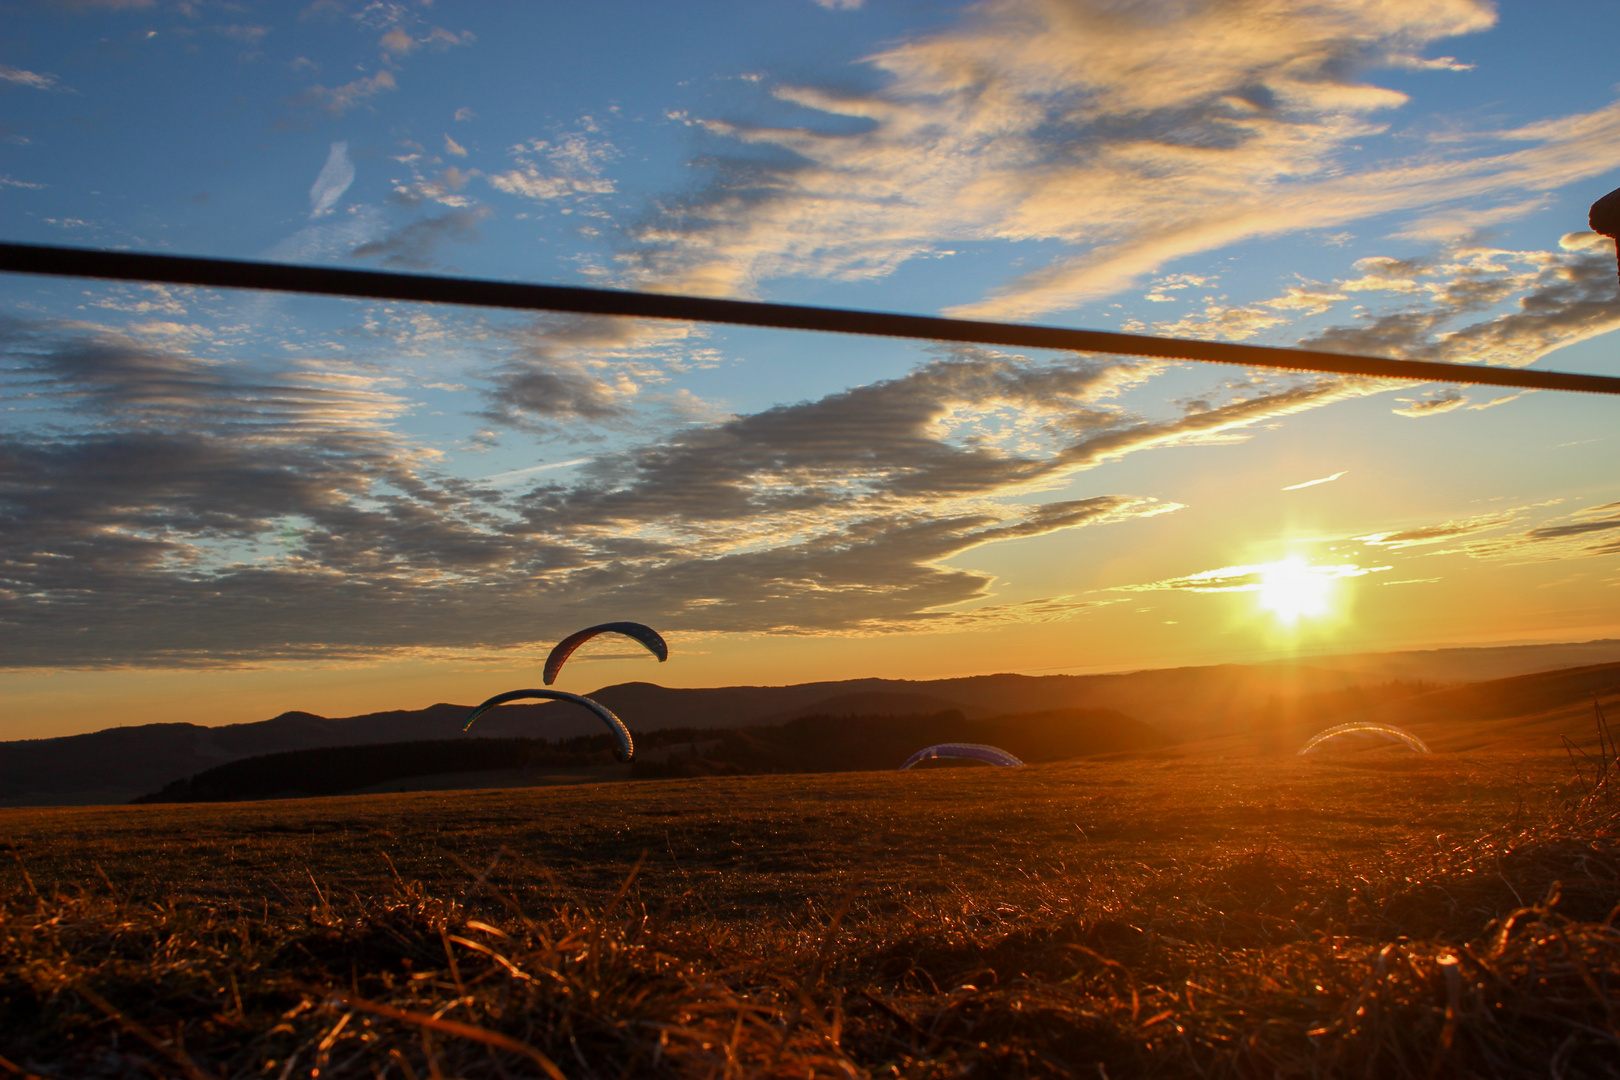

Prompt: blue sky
xmin=3 ymin=0 xmax=1620 ymax=738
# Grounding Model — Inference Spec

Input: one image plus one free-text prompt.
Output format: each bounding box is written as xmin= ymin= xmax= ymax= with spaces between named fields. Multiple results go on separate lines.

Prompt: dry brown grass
xmin=1 ymin=745 xmax=1616 ymax=1078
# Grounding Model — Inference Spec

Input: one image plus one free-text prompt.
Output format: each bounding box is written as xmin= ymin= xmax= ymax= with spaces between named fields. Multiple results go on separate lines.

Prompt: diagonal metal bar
xmin=3 ymin=241 xmax=1618 ymax=395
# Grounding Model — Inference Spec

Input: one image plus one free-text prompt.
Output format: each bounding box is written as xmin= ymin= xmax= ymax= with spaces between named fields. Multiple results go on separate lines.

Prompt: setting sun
xmin=1257 ymin=558 xmax=1335 ymax=623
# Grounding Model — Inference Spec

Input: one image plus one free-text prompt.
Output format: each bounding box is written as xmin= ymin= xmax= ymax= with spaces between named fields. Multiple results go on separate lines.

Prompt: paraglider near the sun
xmin=899 ymin=743 xmax=1025 ymax=770
xmin=1257 ymin=558 xmax=1334 ymax=624
xmin=1298 ymin=722 xmax=1429 ymax=756
xmin=463 ymin=688 xmax=636 ymax=762
xmin=543 ymin=621 xmax=668 ymax=685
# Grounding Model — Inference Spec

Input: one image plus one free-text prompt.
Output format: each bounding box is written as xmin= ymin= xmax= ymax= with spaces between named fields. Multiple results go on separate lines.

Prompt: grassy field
xmin=3 ymin=746 xmax=1617 ymax=1078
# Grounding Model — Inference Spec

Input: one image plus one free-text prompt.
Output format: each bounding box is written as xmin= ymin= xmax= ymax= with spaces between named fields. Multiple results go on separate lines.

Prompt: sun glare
xmin=1256 ymin=558 xmax=1335 ymax=623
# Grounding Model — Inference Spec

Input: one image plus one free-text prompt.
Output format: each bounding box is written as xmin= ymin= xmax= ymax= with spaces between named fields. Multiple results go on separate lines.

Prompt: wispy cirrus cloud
xmin=1391 ymin=388 xmax=1467 ymax=417
xmin=467 ymin=0 xmax=1619 ymax=435
xmin=584 ymin=0 xmax=1620 ymax=322
xmin=1282 ymin=471 xmax=1345 ymax=491
xmin=308 ymin=141 xmax=355 ymax=217
xmin=0 ymin=64 xmax=61 ymax=90
xmin=1113 ymin=561 xmax=1390 ymax=594
xmin=1357 ymin=511 xmax=1524 ymax=549
xmin=1340 ymin=496 xmax=1620 ymax=565
xmin=1445 ymin=502 xmax=1620 ymax=562
xmin=350 ymin=207 xmax=489 ymax=269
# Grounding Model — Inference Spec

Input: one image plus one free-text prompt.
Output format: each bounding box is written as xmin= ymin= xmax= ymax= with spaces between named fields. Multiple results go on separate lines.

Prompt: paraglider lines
xmin=4 ymin=242 xmax=1619 ymax=395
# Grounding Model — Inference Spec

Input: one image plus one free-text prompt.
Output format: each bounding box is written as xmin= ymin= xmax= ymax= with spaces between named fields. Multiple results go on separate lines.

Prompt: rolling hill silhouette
xmin=5 ymin=640 xmax=1618 ymax=806
xmin=133 ymin=705 xmax=1167 ymax=803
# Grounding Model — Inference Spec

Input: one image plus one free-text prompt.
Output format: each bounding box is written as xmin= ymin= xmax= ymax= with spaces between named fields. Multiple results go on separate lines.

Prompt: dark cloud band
xmin=5 ymin=242 xmax=1618 ymax=395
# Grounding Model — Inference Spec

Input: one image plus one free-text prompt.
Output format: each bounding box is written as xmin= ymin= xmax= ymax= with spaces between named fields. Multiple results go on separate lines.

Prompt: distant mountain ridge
xmin=5 ymin=638 xmax=1619 ymax=806
xmin=0 ymin=669 xmax=1326 ymax=806
xmin=132 ymin=705 xmax=1167 ymax=804
xmin=1260 ymin=639 xmax=1620 ymax=684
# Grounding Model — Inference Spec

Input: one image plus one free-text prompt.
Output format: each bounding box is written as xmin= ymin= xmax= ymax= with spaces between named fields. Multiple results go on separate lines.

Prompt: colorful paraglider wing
xmin=1298 ymin=722 xmax=1429 ymax=756
xmin=899 ymin=742 xmax=1025 ymax=770
xmin=543 ymin=622 xmax=669 ymax=685
xmin=462 ymin=688 xmax=635 ymax=762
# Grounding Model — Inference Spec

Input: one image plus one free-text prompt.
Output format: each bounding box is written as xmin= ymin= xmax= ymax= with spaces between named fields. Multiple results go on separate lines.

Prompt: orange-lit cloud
xmin=1357 ymin=511 xmax=1523 ymax=549
xmin=1449 ymin=502 xmax=1620 ymax=561
xmin=1112 ymin=560 xmax=1390 ymax=595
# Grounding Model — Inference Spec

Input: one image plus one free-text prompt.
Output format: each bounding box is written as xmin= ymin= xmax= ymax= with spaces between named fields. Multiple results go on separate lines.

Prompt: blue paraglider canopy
xmin=900 ymin=743 xmax=1024 ymax=770
xmin=462 ymin=687 xmax=635 ymax=762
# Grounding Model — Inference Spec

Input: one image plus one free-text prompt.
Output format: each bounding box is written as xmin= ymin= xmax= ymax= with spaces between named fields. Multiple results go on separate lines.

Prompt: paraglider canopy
xmin=1298 ymin=722 xmax=1429 ymax=756
xmin=900 ymin=743 xmax=1025 ymax=770
xmin=463 ymin=688 xmax=635 ymax=762
xmin=543 ymin=622 xmax=668 ymax=686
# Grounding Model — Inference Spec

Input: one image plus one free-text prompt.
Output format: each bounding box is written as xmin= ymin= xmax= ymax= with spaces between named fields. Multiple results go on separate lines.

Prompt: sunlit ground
xmin=4 ymin=746 xmax=1613 ymax=1077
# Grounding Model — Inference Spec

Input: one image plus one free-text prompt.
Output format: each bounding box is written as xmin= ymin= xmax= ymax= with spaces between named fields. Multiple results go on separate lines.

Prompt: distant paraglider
xmin=544 ymin=621 xmax=668 ymax=685
xmin=458 ymin=622 xmax=665 ymax=764
xmin=900 ymin=743 xmax=1025 ymax=770
xmin=1298 ymin=722 xmax=1429 ymax=756
xmin=463 ymin=688 xmax=635 ymax=762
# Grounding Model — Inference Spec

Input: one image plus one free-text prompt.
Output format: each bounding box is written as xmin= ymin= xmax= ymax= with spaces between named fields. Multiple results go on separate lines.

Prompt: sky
xmin=3 ymin=0 xmax=1620 ymax=741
